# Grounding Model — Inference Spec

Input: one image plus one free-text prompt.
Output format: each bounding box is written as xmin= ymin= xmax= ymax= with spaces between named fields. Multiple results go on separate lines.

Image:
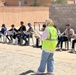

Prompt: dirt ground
xmin=0 ymin=43 xmax=76 ymax=75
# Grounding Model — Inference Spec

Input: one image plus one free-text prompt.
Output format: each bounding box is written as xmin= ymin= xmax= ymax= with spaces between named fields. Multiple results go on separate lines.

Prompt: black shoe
xmin=26 ymin=42 xmax=29 ymax=45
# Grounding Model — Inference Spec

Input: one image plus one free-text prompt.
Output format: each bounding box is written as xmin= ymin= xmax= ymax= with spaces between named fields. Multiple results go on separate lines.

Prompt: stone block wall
xmin=49 ymin=4 xmax=76 ymax=32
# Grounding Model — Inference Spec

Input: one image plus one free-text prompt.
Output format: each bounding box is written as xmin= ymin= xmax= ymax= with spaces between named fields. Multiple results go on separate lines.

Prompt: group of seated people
xmin=0 ymin=21 xmax=33 ymax=46
xmin=34 ymin=23 xmax=76 ymax=53
xmin=0 ymin=22 xmax=76 ymax=53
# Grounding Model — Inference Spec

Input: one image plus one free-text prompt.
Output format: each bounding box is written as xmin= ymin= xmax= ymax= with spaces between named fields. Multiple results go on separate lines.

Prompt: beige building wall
xmin=0 ymin=7 xmax=49 ymax=27
xmin=68 ymin=0 xmax=75 ymax=4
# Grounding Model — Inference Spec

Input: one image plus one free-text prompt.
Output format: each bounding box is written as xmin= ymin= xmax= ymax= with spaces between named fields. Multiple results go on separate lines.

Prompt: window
xmin=34 ymin=0 xmax=37 ymax=3
xmin=24 ymin=0 xmax=28 ymax=4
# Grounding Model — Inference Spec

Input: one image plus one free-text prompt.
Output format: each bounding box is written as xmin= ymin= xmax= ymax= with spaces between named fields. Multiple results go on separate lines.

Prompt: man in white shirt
xmin=57 ymin=24 xmax=75 ymax=51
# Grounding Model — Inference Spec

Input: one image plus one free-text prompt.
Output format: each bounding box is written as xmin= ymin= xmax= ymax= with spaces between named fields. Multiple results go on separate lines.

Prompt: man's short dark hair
xmin=2 ymin=24 xmax=5 ymax=27
xmin=20 ymin=21 xmax=24 ymax=24
xmin=11 ymin=24 xmax=14 ymax=27
xmin=43 ymin=24 xmax=46 ymax=28
xmin=66 ymin=24 xmax=71 ymax=26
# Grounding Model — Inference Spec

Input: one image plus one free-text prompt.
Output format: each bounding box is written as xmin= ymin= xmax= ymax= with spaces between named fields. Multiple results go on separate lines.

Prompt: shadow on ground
xmin=19 ymin=70 xmax=34 ymax=75
xmin=19 ymin=70 xmax=50 ymax=75
xmin=56 ymin=48 xmax=68 ymax=51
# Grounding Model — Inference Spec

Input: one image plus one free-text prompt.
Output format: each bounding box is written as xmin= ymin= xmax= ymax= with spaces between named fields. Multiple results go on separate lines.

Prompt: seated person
xmin=35 ymin=24 xmax=46 ymax=47
xmin=0 ymin=24 xmax=7 ymax=43
xmin=6 ymin=24 xmax=18 ymax=43
xmin=17 ymin=21 xmax=26 ymax=44
xmin=57 ymin=24 xmax=75 ymax=51
xmin=54 ymin=25 xmax=61 ymax=40
xmin=22 ymin=22 xmax=33 ymax=45
xmin=0 ymin=24 xmax=7 ymax=35
xmin=69 ymin=34 xmax=76 ymax=53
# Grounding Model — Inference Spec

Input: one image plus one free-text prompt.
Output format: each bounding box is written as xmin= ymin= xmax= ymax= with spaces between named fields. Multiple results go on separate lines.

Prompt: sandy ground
xmin=0 ymin=41 xmax=76 ymax=75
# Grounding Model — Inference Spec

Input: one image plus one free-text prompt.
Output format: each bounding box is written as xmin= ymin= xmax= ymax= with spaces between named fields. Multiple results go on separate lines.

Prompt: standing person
xmin=36 ymin=19 xmax=58 ymax=75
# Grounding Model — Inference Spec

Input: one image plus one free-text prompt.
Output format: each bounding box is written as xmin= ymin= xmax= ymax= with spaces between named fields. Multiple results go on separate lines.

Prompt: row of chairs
xmin=0 ymin=32 xmax=35 ymax=46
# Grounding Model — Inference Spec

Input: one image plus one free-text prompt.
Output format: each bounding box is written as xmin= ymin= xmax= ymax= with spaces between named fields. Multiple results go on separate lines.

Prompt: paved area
xmin=0 ymin=43 xmax=76 ymax=75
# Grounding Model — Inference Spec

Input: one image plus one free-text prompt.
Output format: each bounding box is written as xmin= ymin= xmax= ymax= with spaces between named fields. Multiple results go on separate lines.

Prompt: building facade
xmin=0 ymin=0 xmax=76 ymax=6
xmin=68 ymin=0 xmax=75 ymax=4
xmin=0 ymin=0 xmax=51 ymax=6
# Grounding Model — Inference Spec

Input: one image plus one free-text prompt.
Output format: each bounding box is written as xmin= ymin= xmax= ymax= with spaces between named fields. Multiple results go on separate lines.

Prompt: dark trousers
xmin=6 ymin=35 xmax=17 ymax=41
xmin=72 ymin=39 xmax=76 ymax=49
xmin=17 ymin=34 xmax=30 ymax=44
xmin=57 ymin=36 xmax=68 ymax=49
xmin=22 ymin=34 xmax=29 ymax=42
xmin=36 ymin=38 xmax=39 ymax=47
xmin=6 ymin=35 xmax=13 ymax=41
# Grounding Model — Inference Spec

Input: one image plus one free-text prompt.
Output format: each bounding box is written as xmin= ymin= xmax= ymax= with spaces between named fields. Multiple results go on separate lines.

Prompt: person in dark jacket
xmin=18 ymin=21 xmax=26 ymax=32
xmin=17 ymin=21 xmax=26 ymax=44
xmin=0 ymin=24 xmax=7 ymax=35
xmin=6 ymin=24 xmax=18 ymax=43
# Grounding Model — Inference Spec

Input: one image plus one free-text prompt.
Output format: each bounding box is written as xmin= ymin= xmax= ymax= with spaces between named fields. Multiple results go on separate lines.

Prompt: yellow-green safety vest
xmin=42 ymin=26 xmax=58 ymax=51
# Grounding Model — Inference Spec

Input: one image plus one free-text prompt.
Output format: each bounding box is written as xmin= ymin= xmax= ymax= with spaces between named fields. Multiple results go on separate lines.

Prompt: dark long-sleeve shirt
xmin=0 ymin=27 xmax=7 ymax=34
xmin=9 ymin=28 xmax=18 ymax=32
xmin=18 ymin=25 xmax=26 ymax=32
xmin=9 ymin=28 xmax=18 ymax=35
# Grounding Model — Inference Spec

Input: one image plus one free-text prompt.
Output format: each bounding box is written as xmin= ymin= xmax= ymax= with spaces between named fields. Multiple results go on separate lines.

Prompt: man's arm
xmin=61 ymin=29 xmax=66 ymax=36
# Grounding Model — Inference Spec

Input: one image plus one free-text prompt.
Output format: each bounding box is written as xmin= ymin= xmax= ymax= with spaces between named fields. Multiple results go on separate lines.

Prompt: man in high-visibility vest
xmin=36 ymin=19 xmax=58 ymax=75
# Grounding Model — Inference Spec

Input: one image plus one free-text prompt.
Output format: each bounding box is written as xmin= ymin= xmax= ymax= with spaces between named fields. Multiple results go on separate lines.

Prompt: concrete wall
xmin=0 ymin=6 xmax=49 ymax=27
xmin=49 ymin=4 xmax=76 ymax=32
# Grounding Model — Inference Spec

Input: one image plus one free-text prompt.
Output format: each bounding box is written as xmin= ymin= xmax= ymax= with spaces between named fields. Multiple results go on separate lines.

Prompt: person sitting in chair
xmin=57 ymin=24 xmax=75 ymax=51
xmin=22 ymin=23 xmax=33 ymax=45
xmin=69 ymin=34 xmax=76 ymax=53
xmin=0 ymin=24 xmax=7 ymax=43
xmin=17 ymin=21 xmax=26 ymax=45
xmin=0 ymin=24 xmax=7 ymax=35
xmin=6 ymin=24 xmax=18 ymax=43
xmin=35 ymin=24 xmax=46 ymax=48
